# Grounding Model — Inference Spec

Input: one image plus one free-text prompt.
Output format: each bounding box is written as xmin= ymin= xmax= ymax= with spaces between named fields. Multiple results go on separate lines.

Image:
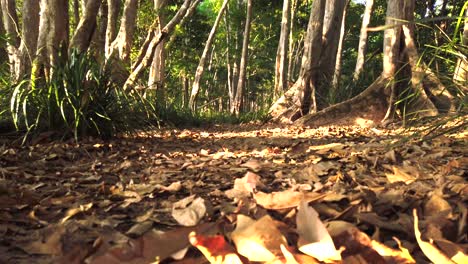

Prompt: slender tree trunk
xmin=453 ymin=8 xmax=467 ymax=86
xmin=91 ymin=2 xmax=108 ymax=55
xmin=19 ymin=0 xmax=40 ymax=74
xmin=123 ymin=0 xmax=198 ymax=90
xmin=69 ymin=0 xmax=101 ymax=53
xmin=224 ymin=4 xmax=234 ymax=109
xmin=1 ymin=0 xmax=20 ymax=78
xmin=105 ymin=0 xmax=120 ymax=57
xmin=0 ymin=14 xmax=5 ymax=63
xmin=287 ymin=0 xmax=297 ymax=81
xmin=274 ymin=0 xmax=291 ymax=100
xmin=268 ymin=0 xmax=326 ymax=122
xmin=353 ymin=0 xmax=374 ymax=81
xmin=331 ymin=0 xmax=350 ymax=96
xmin=108 ymin=0 xmax=138 ymax=61
xmin=231 ymin=0 xmax=252 ymax=115
xmin=73 ymin=0 xmax=80 ymax=27
xmin=148 ymin=0 xmax=168 ymax=107
xmin=189 ymin=0 xmax=229 ymax=112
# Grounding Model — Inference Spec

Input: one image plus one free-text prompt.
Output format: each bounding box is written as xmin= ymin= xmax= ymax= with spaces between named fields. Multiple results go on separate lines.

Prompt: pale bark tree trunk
xmin=69 ymin=0 xmax=101 ymax=53
xmin=274 ymin=0 xmax=290 ymax=100
xmin=19 ymin=0 xmax=40 ymax=77
xmin=295 ymin=0 xmax=447 ymax=127
xmin=148 ymin=0 xmax=168 ymax=108
xmin=231 ymin=0 xmax=252 ymax=115
xmin=0 ymin=14 xmax=5 ymax=63
xmin=287 ymin=0 xmax=297 ymax=81
xmin=453 ymin=8 xmax=467 ymax=86
xmin=91 ymin=2 xmax=108 ymax=55
xmin=73 ymin=0 xmax=80 ymax=27
xmin=268 ymin=0 xmax=326 ymax=122
xmin=165 ymin=0 xmax=201 ymax=49
xmin=1 ymin=0 xmax=20 ymax=78
xmin=105 ymin=0 xmax=120 ymax=57
xmin=108 ymin=0 xmax=138 ymax=61
xmin=353 ymin=0 xmax=374 ymax=81
xmin=123 ymin=0 xmax=198 ymax=90
xmin=224 ymin=5 xmax=234 ymax=109
xmin=331 ymin=0 xmax=350 ymax=95
xmin=189 ymin=0 xmax=229 ymax=112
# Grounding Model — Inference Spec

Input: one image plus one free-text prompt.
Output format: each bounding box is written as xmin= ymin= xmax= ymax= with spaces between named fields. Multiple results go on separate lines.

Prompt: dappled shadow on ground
xmin=0 ymin=121 xmax=466 ymax=263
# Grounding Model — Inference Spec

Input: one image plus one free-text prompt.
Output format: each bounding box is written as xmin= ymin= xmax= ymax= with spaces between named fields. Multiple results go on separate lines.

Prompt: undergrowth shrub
xmin=10 ymin=50 xmax=159 ymax=141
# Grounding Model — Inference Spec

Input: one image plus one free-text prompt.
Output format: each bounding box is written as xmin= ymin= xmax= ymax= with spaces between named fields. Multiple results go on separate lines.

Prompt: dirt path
xmin=0 ymin=122 xmax=466 ymax=263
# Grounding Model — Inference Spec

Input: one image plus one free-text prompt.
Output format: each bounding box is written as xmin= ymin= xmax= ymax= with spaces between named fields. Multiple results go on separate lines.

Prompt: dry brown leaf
xmin=424 ymin=191 xmax=452 ymax=219
xmin=61 ymin=202 xmax=93 ymax=224
xmin=23 ymin=225 xmax=65 ymax=255
xmin=241 ymin=159 xmax=263 ymax=172
xmin=385 ymin=166 xmax=416 ymax=184
xmin=172 ymin=195 xmax=207 ymax=226
xmin=231 ymin=214 xmax=286 ymax=262
xmin=413 ymin=209 xmax=455 ymax=264
xmin=254 ymin=190 xmax=326 ymax=210
xmin=296 ymin=200 xmax=342 ymax=262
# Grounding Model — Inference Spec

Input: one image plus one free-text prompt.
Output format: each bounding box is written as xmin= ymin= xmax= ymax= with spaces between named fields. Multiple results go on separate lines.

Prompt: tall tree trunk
xmin=91 ymin=2 xmax=108 ymax=55
xmin=224 ymin=4 xmax=234 ymax=110
xmin=231 ymin=0 xmax=252 ymax=115
xmin=287 ymin=0 xmax=297 ymax=81
xmin=353 ymin=0 xmax=374 ymax=81
xmin=331 ymin=0 xmax=350 ymax=96
xmin=19 ymin=0 xmax=40 ymax=77
xmin=316 ymin=0 xmax=347 ymax=109
xmin=0 ymin=14 xmax=6 ymax=63
xmin=268 ymin=0 xmax=326 ymax=122
xmin=73 ymin=0 xmax=80 ymax=28
xmin=105 ymin=0 xmax=120 ymax=58
xmin=274 ymin=0 xmax=291 ymax=100
xmin=1 ymin=0 xmax=20 ymax=78
xmin=123 ymin=0 xmax=198 ymax=90
xmin=453 ymin=7 xmax=467 ymax=86
xmin=69 ymin=0 xmax=101 ymax=53
xmin=148 ymin=0 xmax=168 ymax=108
xmin=33 ymin=0 xmax=68 ymax=81
xmin=108 ymin=0 xmax=138 ymax=61
xmin=189 ymin=0 xmax=229 ymax=112
xmin=296 ymin=0 xmax=444 ymax=127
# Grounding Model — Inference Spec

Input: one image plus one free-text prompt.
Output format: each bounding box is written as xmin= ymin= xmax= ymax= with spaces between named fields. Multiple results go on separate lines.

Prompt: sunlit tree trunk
xmin=189 ymin=0 xmax=229 ymax=112
xmin=1 ymin=0 xmax=20 ymax=78
xmin=105 ymin=0 xmax=120 ymax=57
xmin=274 ymin=0 xmax=290 ymax=100
xmin=73 ymin=0 xmax=80 ymax=27
xmin=109 ymin=0 xmax=138 ymax=62
xmin=231 ymin=0 xmax=252 ymax=115
xmin=353 ymin=0 xmax=374 ymax=81
xmin=91 ymin=2 xmax=108 ymax=55
xmin=69 ymin=0 xmax=101 ymax=53
xmin=123 ymin=0 xmax=198 ymax=90
xmin=148 ymin=0 xmax=168 ymax=107
xmin=287 ymin=0 xmax=297 ymax=81
xmin=268 ymin=0 xmax=325 ymax=122
xmin=224 ymin=5 xmax=234 ymax=110
xmin=453 ymin=8 xmax=467 ymax=86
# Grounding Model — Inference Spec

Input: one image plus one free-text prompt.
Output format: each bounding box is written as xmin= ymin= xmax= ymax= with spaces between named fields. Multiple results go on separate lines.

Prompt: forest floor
xmin=0 ymin=117 xmax=467 ymax=263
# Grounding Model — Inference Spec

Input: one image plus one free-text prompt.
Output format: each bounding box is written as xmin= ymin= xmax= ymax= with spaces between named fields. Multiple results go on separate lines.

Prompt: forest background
xmin=0 ymin=0 xmax=466 ymax=140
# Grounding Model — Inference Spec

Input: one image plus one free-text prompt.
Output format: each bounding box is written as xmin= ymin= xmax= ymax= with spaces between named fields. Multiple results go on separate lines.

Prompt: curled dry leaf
xmin=231 ymin=214 xmax=287 ymax=262
xmin=385 ymin=166 xmax=416 ymax=184
xmin=413 ymin=209 xmax=455 ymax=264
xmin=172 ymin=195 xmax=207 ymax=226
xmin=254 ymin=190 xmax=326 ymax=210
xmin=189 ymin=232 xmax=245 ymax=264
xmin=60 ymin=202 xmax=93 ymax=224
xmin=296 ymin=200 xmax=342 ymax=262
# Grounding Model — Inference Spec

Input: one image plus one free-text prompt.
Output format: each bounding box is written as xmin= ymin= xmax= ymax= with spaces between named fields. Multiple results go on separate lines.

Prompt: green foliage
xmin=9 ymin=50 xmax=159 ymax=141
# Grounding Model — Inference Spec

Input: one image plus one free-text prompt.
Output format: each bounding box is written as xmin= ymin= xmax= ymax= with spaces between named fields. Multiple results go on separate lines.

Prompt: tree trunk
xmin=295 ymin=0 xmax=445 ymax=127
xmin=69 ymin=0 xmax=101 ymax=53
xmin=0 ymin=14 xmax=6 ymax=63
xmin=34 ymin=0 xmax=68 ymax=81
xmin=73 ymin=0 xmax=80 ymax=27
xmin=91 ymin=1 xmax=108 ymax=55
xmin=18 ymin=0 xmax=40 ymax=78
xmin=274 ymin=0 xmax=291 ymax=100
xmin=268 ymin=0 xmax=326 ymax=123
xmin=123 ymin=0 xmax=198 ymax=91
xmin=108 ymin=0 xmax=138 ymax=61
xmin=316 ymin=0 xmax=347 ymax=109
xmin=331 ymin=0 xmax=350 ymax=96
xmin=148 ymin=0 xmax=168 ymax=108
xmin=453 ymin=7 xmax=467 ymax=86
xmin=231 ymin=0 xmax=252 ymax=115
xmin=1 ymin=0 xmax=20 ymax=78
xmin=287 ymin=0 xmax=297 ymax=81
xmin=189 ymin=0 xmax=229 ymax=112
xmin=353 ymin=0 xmax=374 ymax=81
xmin=105 ymin=0 xmax=120 ymax=58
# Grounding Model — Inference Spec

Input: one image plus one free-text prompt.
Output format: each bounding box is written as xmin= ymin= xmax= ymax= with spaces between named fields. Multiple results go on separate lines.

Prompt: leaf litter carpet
xmin=0 ymin=121 xmax=467 ymax=263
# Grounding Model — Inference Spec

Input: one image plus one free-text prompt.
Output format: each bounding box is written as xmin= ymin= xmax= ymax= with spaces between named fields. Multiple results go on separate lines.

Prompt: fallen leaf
xmin=231 ymin=214 xmax=286 ymax=262
xmin=189 ymin=232 xmax=245 ymax=264
xmin=172 ymin=196 xmax=207 ymax=226
xmin=61 ymin=202 xmax=93 ymax=224
xmin=254 ymin=190 xmax=326 ymax=210
xmin=296 ymin=200 xmax=342 ymax=262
